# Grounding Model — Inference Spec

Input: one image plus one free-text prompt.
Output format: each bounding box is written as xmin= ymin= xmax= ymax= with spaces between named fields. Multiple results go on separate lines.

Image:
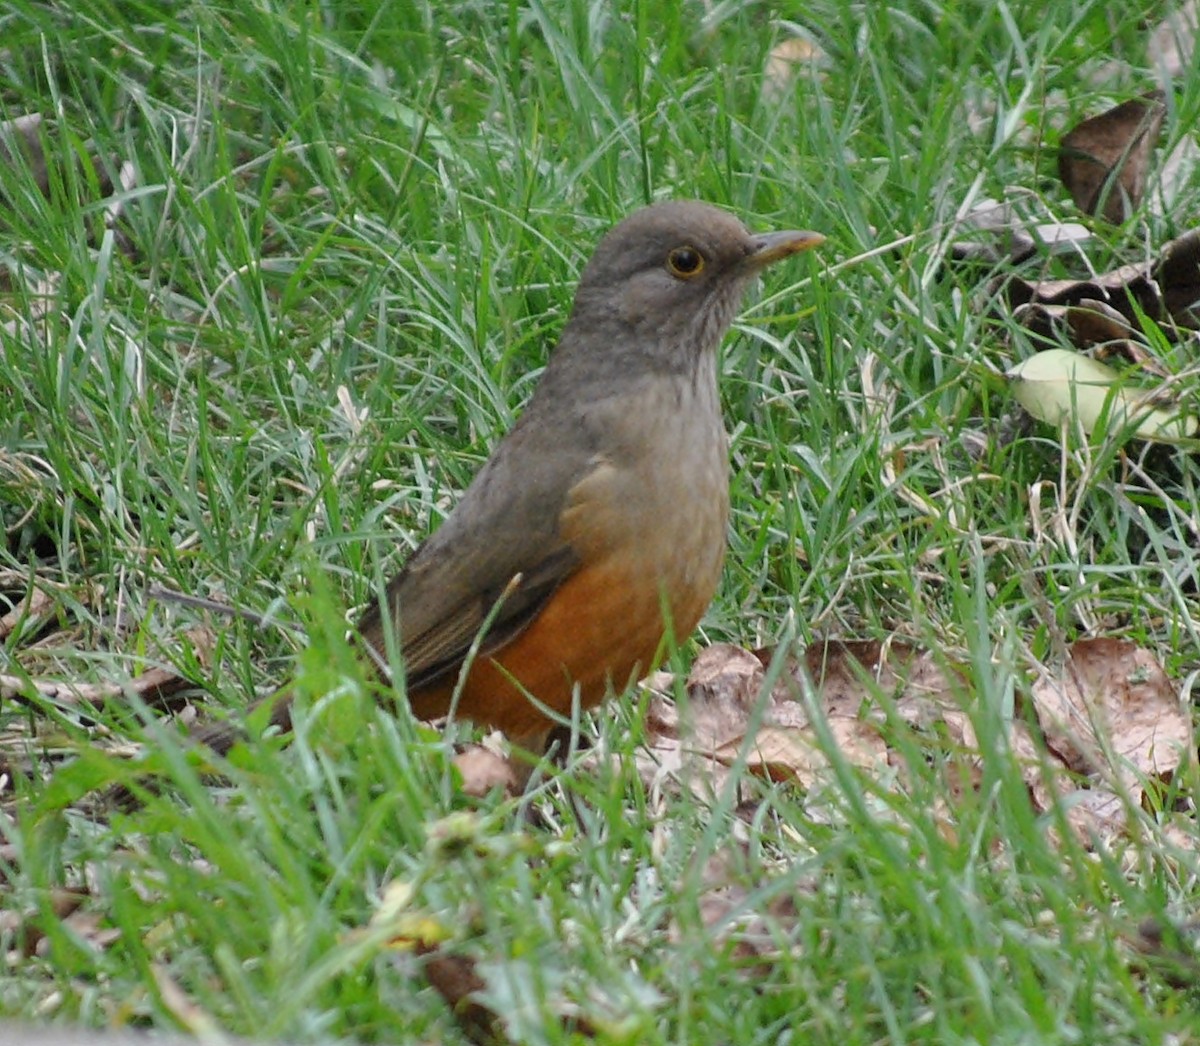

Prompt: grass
xmin=2 ymin=0 xmax=1199 ymax=1042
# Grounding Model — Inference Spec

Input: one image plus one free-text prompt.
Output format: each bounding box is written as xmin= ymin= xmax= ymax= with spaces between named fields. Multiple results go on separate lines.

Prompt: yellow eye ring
xmin=666 ymin=245 xmax=705 ymax=279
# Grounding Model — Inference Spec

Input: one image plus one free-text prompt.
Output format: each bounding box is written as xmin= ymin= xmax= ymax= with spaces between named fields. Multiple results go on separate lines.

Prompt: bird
xmin=198 ymin=200 xmax=822 ymax=757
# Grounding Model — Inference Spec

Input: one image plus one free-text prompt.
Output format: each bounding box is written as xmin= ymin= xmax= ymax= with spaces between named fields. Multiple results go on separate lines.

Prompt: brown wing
xmin=354 ymin=413 xmax=602 ymax=692
xmin=360 ymin=538 xmax=581 ymax=693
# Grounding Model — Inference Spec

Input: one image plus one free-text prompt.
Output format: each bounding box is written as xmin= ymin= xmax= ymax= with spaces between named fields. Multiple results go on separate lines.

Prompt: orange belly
xmin=407 ymin=549 xmax=718 ymax=747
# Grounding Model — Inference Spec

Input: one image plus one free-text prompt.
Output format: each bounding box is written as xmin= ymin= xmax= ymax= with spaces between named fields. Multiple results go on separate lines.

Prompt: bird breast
xmin=562 ymin=365 xmax=730 ymax=644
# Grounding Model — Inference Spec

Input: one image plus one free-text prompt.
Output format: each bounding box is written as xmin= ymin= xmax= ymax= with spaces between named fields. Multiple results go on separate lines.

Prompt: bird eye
xmin=666 ymin=245 xmax=705 ymax=278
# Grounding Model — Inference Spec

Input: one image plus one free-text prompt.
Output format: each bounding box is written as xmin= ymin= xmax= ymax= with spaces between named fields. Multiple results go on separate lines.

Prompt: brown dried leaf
xmin=1003 ymin=260 xmax=1151 ymax=313
xmin=1058 ymin=92 xmax=1166 ymax=222
xmin=762 ymin=35 xmax=825 ymax=100
xmin=654 ymin=640 xmax=970 ymax=792
xmin=998 ymin=227 xmax=1200 ymax=332
xmin=1054 ymin=299 xmax=1139 ymax=344
xmin=0 ymin=585 xmax=55 ymax=642
xmin=1017 ymin=728 xmax=1134 ymax=851
xmin=1010 ymin=717 xmax=1060 ymax=804
xmin=0 ymin=887 xmax=89 ymax=960
xmin=1063 ymin=787 xmax=1130 ymax=846
xmin=805 ymin=638 xmax=967 ymax=714
xmin=639 ymin=643 xmax=821 ymax=797
xmin=682 ymin=643 xmax=769 ymax=747
xmin=151 ymin=963 xmax=222 ymax=1038
xmin=803 ymin=639 xmax=895 ymax=714
xmin=417 ymin=947 xmax=500 ymax=1046
xmin=0 ymin=626 xmax=212 ymax=712
xmin=673 ymin=847 xmax=809 ymax=976
xmin=637 ymin=644 xmax=779 ymax=798
xmin=1127 ymin=914 xmax=1200 ymax=990
xmin=1013 ymin=298 xmax=1164 ymax=367
xmin=415 ymin=943 xmax=605 ymax=1044
xmin=1155 ymin=228 xmax=1200 ymax=326
xmin=453 ymin=743 xmax=522 ymax=799
xmin=1030 ymin=638 xmax=1191 ymax=790
xmin=1158 ymin=817 xmax=1200 ymax=856
xmin=711 ymin=717 xmax=887 ymax=787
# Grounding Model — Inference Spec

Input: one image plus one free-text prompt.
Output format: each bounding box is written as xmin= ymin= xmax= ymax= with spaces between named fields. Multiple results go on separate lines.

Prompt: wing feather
xmin=355 ymin=409 xmax=609 ymax=688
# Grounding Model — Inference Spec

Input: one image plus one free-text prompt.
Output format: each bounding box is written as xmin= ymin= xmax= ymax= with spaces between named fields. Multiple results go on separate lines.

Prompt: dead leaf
xmin=1059 ymin=786 xmax=1130 ymax=846
xmin=412 ymin=935 xmax=608 ymax=1044
xmin=417 ymin=946 xmax=499 ymax=1045
xmin=0 ymin=887 xmax=89 ymax=960
xmin=1158 ymin=817 xmax=1200 ymax=856
xmin=453 ymin=743 xmax=522 ymax=799
xmin=804 ymin=638 xmax=967 ymax=713
xmin=947 ymin=198 xmax=1093 ymax=265
xmin=802 ymin=639 xmax=897 ymax=714
xmin=683 ymin=643 xmax=768 ymax=746
xmin=1015 ymin=297 xmax=1177 ymax=376
xmin=1014 ymin=298 xmax=1143 ymax=351
xmin=151 ymin=963 xmax=222 ymax=1038
xmin=672 ymin=846 xmax=811 ymax=977
xmin=638 ymin=644 xmax=810 ymax=798
xmin=711 ymin=717 xmax=887 ymax=787
xmin=762 ymin=34 xmax=825 ymax=100
xmin=1058 ymin=92 xmax=1166 ymax=222
xmin=0 ymin=585 xmax=56 ymax=642
xmin=654 ymin=640 xmax=968 ymax=793
xmin=1030 ymin=638 xmax=1191 ymax=793
xmin=637 ymin=644 xmax=779 ymax=798
xmin=0 ymin=626 xmax=214 ymax=712
xmin=636 ymin=636 xmax=1191 ymax=855
xmin=1127 ymin=914 xmax=1200 ymax=990
xmin=998 ymin=227 xmax=1200 ymax=332
xmin=1155 ymin=228 xmax=1200 ymax=326
xmin=1015 ymin=726 xmax=1133 ymax=850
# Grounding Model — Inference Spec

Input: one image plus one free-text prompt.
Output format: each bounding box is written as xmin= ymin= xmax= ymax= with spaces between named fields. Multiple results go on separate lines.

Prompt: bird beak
xmin=743 ymin=229 xmax=825 ymax=272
